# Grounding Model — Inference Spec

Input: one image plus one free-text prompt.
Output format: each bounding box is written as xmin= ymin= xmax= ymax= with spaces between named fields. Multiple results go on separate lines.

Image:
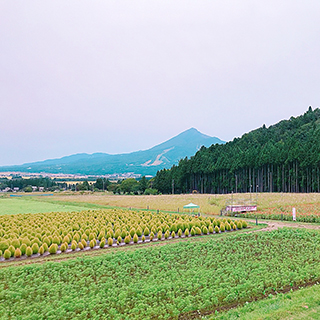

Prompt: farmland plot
xmin=0 ymin=209 xmax=245 ymax=261
xmin=1 ymin=228 xmax=320 ymax=319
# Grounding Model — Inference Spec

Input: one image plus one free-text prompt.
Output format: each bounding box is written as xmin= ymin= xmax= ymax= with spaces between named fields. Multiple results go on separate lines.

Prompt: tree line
xmin=154 ymin=107 xmax=320 ymax=194
xmin=0 ymin=176 xmax=157 ymax=194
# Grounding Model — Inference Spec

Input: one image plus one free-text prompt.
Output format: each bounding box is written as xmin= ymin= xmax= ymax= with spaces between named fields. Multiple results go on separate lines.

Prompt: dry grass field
xmin=38 ymin=192 xmax=320 ymax=216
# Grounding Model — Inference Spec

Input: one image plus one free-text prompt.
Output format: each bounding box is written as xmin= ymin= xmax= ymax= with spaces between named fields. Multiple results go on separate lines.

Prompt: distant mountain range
xmin=0 ymin=128 xmax=224 ymax=176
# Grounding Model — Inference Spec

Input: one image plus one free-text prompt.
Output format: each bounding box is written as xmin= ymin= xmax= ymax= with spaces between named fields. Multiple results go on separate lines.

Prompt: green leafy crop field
xmin=1 ymin=228 xmax=320 ymax=319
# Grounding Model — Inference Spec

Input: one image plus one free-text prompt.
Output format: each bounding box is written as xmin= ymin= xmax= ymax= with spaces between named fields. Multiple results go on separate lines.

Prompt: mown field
xmin=1 ymin=228 xmax=320 ymax=319
xmin=0 ymin=197 xmax=89 ymax=215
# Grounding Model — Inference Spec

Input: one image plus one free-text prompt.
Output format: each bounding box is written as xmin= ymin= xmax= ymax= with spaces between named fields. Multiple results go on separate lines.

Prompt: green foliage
xmin=81 ymin=239 xmax=87 ymax=248
xmin=99 ymin=238 xmax=106 ymax=248
xmin=114 ymin=229 xmax=121 ymax=239
xmin=117 ymin=236 xmax=122 ymax=244
xmin=31 ymin=243 xmax=39 ymax=254
xmin=48 ymin=244 xmax=58 ymax=254
xmin=43 ymin=243 xmax=48 ymax=252
xmin=26 ymin=246 xmax=33 ymax=257
xmin=202 ymin=226 xmax=208 ymax=235
xmin=157 ymin=231 xmax=162 ymax=240
xmin=220 ymin=223 xmax=225 ymax=232
xmin=108 ymin=237 xmax=114 ymax=246
xmin=60 ymin=243 xmax=67 ymax=252
xmin=8 ymin=245 xmax=15 ymax=257
xmin=78 ymin=242 xmax=84 ymax=250
xmin=120 ymin=178 xmax=139 ymax=194
xmin=3 ymin=249 xmax=11 ymax=259
xmin=0 ymin=240 xmax=9 ymax=252
xmin=184 ymin=228 xmax=189 ymax=237
xmin=121 ymin=230 xmax=127 ymax=239
xmin=141 ymin=235 xmax=146 ymax=242
xmin=81 ymin=233 xmax=88 ymax=241
xmin=52 ymin=235 xmax=61 ymax=245
xmin=143 ymin=227 xmax=150 ymax=236
xmin=171 ymin=231 xmax=176 ymax=238
xmin=164 ymin=230 xmax=170 ymax=239
xmin=124 ymin=236 xmax=130 ymax=244
xmin=190 ymin=228 xmax=196 ymax=236
xmin=208 ymin=225 xmax=214 ymax=233
xmin=11 ymin=238 xmax=20 ymax=249
xmin=130 ymin=228 xmax=136 ymax=238
xmin=215 ymin=226 xmax=220 ymax=233
xmin=195 ymin=227 xmax=202 ymax=235
xmin=89 ymin=240 xmax=95 ymax=248
xmin=39 ymin=245 xmax=44 ymax=255
xmin=144 ymin=188 xmax=158 ymax=195
xmin=237 ymin=221 xmax=243 ymax=229
xmin=14 ymin=248 xmax=21 ymax=258
xmin=136 ymin=227 xmax=143 ymax=237
xmin=20 ymin=243 xmax=27 ymax=255
xmin=133 ymin=234 xmax=138 ymax=243
xmin=71 ymin=240 xmax=77 ymax=250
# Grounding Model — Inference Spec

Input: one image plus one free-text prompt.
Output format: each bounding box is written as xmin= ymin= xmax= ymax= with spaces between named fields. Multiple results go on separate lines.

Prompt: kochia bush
xmin=26 ymin=246 xmax=33 ymax=257
xmin=124 ymin=236 xmax=131 ymax=244
xmin=48 ymin=244 xmax=58 ymax=254
xmin=14 ymin=248 xmax=21 ymax=258
xmin=3 ymin=249 xmax=11 ymax=259
xmin=108 ymin=237 xmax=114 ymax=246
xmin=20 ymin=243 xmax=27 ymax=255
xmin=32 ymin=243 xmax=39 ymax=254
xmin=89 ymin=240 xmax=95 ymax=249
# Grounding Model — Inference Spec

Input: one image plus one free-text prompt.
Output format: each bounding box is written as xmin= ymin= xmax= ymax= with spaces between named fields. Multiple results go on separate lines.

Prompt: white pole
xmin=292 ymin=207 xmax=296 ymax=221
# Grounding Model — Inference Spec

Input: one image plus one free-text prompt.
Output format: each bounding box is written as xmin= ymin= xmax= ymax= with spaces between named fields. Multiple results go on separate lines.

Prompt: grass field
xmin=0 ymin=197 xmax=89 ymax=215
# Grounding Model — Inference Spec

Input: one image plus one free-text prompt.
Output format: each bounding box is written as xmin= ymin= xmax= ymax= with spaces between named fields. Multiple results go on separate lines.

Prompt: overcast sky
xmin=1 ymin=1 xmax=319 ymax=166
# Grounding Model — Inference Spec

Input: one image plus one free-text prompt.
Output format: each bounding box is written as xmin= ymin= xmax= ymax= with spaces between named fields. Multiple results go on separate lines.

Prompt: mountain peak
xmin=0 ymin=129 xmax=225 ymax=176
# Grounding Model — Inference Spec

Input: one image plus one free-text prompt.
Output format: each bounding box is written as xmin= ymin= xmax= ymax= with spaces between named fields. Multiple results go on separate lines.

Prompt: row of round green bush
xmin=0 ymin=209 xmax=242 ymax=254
xmin=0 ymin=220 xmax=247 ymax=260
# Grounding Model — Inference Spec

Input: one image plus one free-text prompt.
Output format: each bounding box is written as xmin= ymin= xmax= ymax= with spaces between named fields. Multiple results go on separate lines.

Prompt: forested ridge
xmin=154 ymin=107 xmax=320 ymax=194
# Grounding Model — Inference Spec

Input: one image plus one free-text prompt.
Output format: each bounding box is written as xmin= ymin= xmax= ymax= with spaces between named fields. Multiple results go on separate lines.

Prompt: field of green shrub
xmin=1 ymin=228 xmax=320 ymax=319
xmin=0 ymin=209 xmax=244 ymax=261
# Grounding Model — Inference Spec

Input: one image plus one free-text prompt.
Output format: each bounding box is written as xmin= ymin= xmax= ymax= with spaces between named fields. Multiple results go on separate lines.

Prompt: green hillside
xmin=154 ymin=107 xmax=320 ymax=194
